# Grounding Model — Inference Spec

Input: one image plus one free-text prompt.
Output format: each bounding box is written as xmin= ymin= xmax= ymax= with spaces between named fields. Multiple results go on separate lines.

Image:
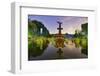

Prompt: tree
xmin=28 ymin=20 xmax=50 ymax=37
xmin=81 ymin=23 xmax=88 ymax=35
xmin=74 ymin=29 xmax=80 ymax=37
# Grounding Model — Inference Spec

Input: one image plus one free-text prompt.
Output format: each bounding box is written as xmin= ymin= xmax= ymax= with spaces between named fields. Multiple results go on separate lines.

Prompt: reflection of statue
xmin=57 ymin=48 xmax=63 ymax=58
xmin=55 ymin=21 xmax=65 ymax=48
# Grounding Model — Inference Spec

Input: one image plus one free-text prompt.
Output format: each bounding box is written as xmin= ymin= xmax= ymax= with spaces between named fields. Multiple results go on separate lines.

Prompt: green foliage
xmin=28 ymin=19 xmax=88 ymax=58
xmin=65 ymin=38 xmax=69 ymax=44
xmin=80 ymin=38 xmax=88 ymax=55
xmin=28 ymin=20 xmax=51 ymax=59
xmin=72 ymin=23 xmax=88 ymax=55
xmin=72 ymin=35 xmax=88 ymax=55
xmin=81 ymin=23 xmax=88 ymax=35
xmin=74 ymin=23 xmax=88 ymax=38
xmin=73 ymin=38 xmax=81 ymax=47
xmin=28 ymin=20 xmax=50 ymax=36
xmin=80 ymin=38 xmax=88 ymax=49
xmin=28 ymin=36 xmax=49 ymax=59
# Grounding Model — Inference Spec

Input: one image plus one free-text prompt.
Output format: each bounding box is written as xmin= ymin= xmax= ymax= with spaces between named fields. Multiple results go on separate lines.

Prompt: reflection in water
xmin=57 ymin=48 xmax=63 ymax=59
xmin=28 ymin=39 xmax=49 ymax=60
xmin=81 ymin=48 xmax=88 ymax=55
xmin=28 ymin=41 xmax=88 ymax=60
xmin=74 ymin=41 xmax=88 ymax=55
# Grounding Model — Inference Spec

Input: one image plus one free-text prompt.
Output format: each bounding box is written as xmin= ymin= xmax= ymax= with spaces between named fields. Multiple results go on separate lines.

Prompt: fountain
xmin=55 ymin=21 xmax=64 ymax=48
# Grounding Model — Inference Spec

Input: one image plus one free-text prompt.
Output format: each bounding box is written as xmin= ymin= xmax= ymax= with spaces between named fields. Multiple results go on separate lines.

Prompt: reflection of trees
xmin=81 ymin=47 xmax=88 ymax=55
xmin=28 ymin=37 xmax=49 ymax=60
xmin=73 ymin=38 xmax=88 ymax=55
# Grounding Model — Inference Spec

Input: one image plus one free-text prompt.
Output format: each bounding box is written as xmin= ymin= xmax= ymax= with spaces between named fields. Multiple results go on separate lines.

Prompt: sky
xmin=28 ymin=15 xmax=88 ymax=34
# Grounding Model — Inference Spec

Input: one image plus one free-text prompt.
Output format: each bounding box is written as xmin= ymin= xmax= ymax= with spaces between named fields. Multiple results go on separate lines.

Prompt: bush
xmin=65 ymin=38 xmax=69 ymax=44
xmin=80 ymin=38 xmax=88 ymax=49
xmin=74 ymin=38 xmax=81 ymax=47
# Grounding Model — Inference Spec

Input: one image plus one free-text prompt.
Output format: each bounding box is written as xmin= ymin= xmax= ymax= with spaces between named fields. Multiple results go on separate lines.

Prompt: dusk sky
xmin=28 ymin=15 xmax=88 ymax=34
